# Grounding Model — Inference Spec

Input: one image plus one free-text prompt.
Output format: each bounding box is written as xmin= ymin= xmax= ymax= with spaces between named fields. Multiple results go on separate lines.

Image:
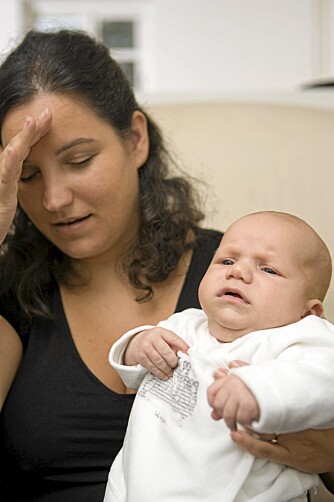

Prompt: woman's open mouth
xmin=55 ymin=215 xmax=91 ymax=226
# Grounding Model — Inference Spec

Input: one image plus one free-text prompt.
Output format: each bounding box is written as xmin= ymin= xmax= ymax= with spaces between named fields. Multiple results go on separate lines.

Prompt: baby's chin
xmin=207 ymin=318 xmax=252 ymax=343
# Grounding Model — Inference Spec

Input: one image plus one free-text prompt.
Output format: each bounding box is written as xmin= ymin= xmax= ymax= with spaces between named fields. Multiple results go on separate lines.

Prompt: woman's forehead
xmin=1 ymin=93 xmax=99 ymax=145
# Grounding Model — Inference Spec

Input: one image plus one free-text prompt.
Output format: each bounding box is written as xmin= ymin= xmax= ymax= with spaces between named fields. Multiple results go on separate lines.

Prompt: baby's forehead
xmin=226 ymin=213 xmax=311 ymax=243
xmin=221 ymin=215 xmax=313 ymax=259
xmin=228 ymin=212 xmax=294 ymax=230
xmin=224 ymin=214 xmax=294 ymax=240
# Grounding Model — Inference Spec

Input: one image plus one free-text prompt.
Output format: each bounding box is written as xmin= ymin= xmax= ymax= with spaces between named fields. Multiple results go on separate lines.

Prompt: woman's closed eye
xmin=20 ymin=155 xmax=95 ymax=184
xmin=66 ymin=154 xmax=96 ymax=167
xmin=20 ymin=170 xmax=40 ymax=184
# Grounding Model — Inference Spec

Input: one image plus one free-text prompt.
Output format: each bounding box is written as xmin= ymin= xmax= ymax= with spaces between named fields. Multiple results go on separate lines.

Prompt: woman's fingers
xmin=3 ymin=109 xmax=51 ymax=176
xmin=0 ymin=109 xmax=51 ymax=192
xmin=228 ymin=360 xmax=249 ymax=368
xmin=0 ymin=142 xmax=24 ymax=242
xmin=230 ymin=429 xmax=290 ymax=464
xmin=232 ymin=428 xmax=334 ymax=473
xmin=213 ymin=368 xmax=228 ymax=379
xmin=0 ymin=109 xmax=52 ymax=243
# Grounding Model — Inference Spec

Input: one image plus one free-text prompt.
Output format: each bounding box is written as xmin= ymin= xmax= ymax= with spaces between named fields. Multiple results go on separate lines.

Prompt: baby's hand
xmin=124 ymin=327 xmax=189 ymax=380
xmin=207 ymin=372 xmax=260 ymax=431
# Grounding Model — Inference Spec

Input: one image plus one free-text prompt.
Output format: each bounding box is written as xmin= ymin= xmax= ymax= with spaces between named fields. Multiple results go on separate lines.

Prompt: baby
xmin=105 ymin=211 xmax=334 ymax=502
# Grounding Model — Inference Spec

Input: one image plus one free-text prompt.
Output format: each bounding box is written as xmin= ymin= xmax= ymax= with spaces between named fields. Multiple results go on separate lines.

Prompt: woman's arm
xmin=0 ymin=315 xmax=23 ymax=410
xmin=0 ymin=111 xmax=51 ymax=409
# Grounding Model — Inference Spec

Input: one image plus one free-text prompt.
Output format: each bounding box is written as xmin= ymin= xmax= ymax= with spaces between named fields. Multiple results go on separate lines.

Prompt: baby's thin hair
xmin=250 ymin=211 xmax=332 ymax=301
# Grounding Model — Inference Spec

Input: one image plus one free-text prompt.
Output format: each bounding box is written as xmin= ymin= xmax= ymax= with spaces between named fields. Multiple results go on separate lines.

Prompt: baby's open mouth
xmin=225 ymin=291 xmax=243 ymax=299
xmin=218 ymin=289 xmax=249 ymax=304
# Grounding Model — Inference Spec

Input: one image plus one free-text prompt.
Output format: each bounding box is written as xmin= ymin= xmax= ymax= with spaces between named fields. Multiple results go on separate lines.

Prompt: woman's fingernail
xmin=40 ymin=108 xmax=49 ymax=120
xmin=229 ymin=362 xmax=242 ymax=368
xmin=24 ymin=116 xmax=32 ymax=128
xmin=214 ymin=368 xmax=227 ymax=376
xmin=230 ymin=430 xmax=242 ymax=441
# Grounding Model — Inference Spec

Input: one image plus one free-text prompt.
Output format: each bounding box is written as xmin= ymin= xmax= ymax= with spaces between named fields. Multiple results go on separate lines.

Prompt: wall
xmin=0 ymin=0 xmax=333 ymax=93
xmin=147 ymin=99 xmax=334 ymax=321
xmin=148 ymin=0 xmax=315 ymax=93
xmin=0 ymin=0 xmax=23 ymax=59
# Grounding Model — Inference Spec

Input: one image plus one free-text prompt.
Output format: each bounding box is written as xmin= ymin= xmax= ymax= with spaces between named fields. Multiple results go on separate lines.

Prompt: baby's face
xmin=198 ymin=213 xmax=313 ymax=342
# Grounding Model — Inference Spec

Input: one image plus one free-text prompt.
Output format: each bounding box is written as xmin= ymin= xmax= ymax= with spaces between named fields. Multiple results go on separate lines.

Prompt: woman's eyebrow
xmin=55 ymin=138 xmax=98 ymax=155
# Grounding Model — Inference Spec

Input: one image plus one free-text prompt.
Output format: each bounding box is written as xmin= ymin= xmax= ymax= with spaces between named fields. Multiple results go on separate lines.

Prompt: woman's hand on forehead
xmin=0 ymin=108 xmax=52 ymax=243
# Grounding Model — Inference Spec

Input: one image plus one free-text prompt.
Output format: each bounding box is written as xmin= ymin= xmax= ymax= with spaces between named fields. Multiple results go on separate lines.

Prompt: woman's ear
xmin=302 ymin=299 xmax=324 ymax=319
xmin=130 ymin=110 xmax=149 ymax=169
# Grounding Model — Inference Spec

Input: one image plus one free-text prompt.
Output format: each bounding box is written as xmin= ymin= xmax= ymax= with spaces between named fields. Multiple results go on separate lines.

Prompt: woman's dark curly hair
xmin=0 ymin=29 xmax=204 ymax=318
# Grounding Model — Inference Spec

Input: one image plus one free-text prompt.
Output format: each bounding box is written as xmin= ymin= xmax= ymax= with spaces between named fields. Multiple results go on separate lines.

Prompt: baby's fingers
xmin=153 ymin=336 xmax=180 ymax=369
xmin=159 ymin=329 xmax=190 ymax=355
xmin=140 ymin=349 xmax=174 ymax=381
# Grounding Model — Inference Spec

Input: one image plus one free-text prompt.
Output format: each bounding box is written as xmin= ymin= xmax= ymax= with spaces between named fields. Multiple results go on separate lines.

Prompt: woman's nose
xmin=225 ymin=262 xmax=252 ymax=283
xmin=42 ymin=183 xmax=72 ymax=212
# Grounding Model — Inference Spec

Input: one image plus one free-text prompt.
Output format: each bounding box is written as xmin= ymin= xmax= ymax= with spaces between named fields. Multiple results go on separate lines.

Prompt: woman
xmin=0 ymin=29 xmax=332 ymax=501
xmin=0 ymin=29 xmax=222 ymax=501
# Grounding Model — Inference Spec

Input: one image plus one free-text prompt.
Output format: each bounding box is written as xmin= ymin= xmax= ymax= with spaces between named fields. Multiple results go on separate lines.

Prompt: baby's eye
xmin=262 ymin=267 xmax=277 ymax=275
xmin=221 ymin=259 xmax=235 ymax=266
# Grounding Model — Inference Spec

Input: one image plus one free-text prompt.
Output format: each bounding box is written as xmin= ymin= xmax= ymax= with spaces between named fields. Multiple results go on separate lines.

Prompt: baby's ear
xmin=302 ymin=299 xmax=324 ymax=319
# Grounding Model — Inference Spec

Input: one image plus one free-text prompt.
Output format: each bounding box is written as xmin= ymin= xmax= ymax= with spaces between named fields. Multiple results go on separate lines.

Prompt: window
xmin=23 ymin=0 xmax=150 ymax=92
xmin=100 ymin=19 xmax=138 ymax=88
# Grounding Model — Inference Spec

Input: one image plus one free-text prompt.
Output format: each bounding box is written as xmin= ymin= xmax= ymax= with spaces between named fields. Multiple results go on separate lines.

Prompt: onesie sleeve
xmin=229 ymin=317 xmax=334 ymax=433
